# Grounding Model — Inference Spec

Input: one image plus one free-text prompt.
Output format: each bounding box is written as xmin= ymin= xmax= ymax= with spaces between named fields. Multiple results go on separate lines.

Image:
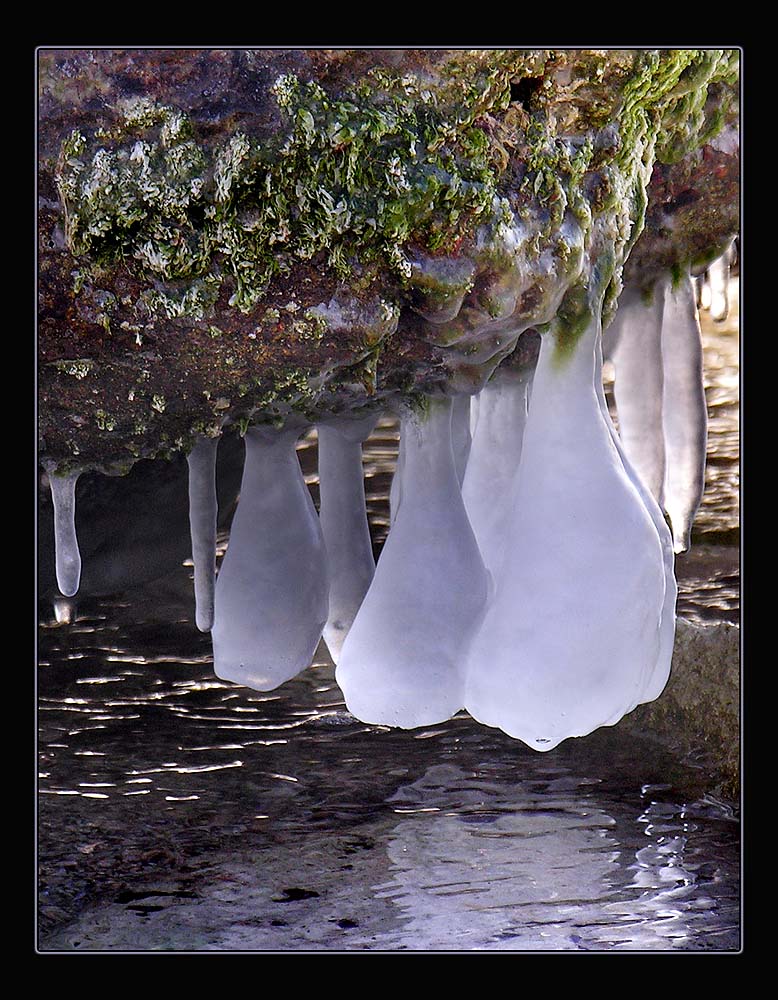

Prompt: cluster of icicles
xmin=47 ymin=270 xmax=711 ymax=751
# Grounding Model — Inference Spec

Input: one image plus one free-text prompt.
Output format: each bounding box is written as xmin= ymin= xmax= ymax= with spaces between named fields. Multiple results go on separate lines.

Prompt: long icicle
xmin=608 ymin=281 xmax=667 ymax=506
xmin=187 ymin=436 xmax=219 ymax=632
xmin=661 ymin=271 xmax=708 ymax=554
xmin=49 ymin=471 xmax=81 ymax=598
xmin=318 ymin=413 xmax=378 ymax=664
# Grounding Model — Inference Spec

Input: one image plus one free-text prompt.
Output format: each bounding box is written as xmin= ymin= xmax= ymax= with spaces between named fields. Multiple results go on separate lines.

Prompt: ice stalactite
xmin=698 ymin=241 xmax=734 ymax=322
xmin=336 ymin=396 xmax=490 ymax=729
xmin=186 ymin=436 xmax=219 ymax=632
xmin=461 ymin=366 xmax=533 ymax=579
xmin=607 ymin=283 xmax=668 ymax=506
xmin=594 ymin=339 xmax=677 ymax=706
xmin=317 ymin=413 xmax=379 ymax=664
xmin=463 ymin=296 xmax=666 ymax=750
xmin=49 ymin=470 xmax=82 ymax=598
xmin=388 ymin=425 xmax=405 ymax=526
xmin=661 ymin=272 xmax=708 ymax=554
xmin=211 ymin=425 xmax=329 ymax=691
xmin=451 ymin=394 xmax=473 ymax=487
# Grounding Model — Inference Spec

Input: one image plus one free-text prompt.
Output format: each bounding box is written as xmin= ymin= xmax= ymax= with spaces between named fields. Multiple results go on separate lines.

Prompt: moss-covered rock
xmin=38 ymin=48 xmax=739 ymax=474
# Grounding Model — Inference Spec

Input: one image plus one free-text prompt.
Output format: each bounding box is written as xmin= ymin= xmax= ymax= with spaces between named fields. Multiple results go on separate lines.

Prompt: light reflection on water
xmin=37 ymin=290 xmax=739 ymax=952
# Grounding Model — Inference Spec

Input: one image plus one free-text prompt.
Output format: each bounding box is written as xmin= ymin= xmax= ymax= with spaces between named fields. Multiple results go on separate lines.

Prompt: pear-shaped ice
xmin=661 ymin=272 xmax=708 ymax=554
xmin=464 ymin=303 xmax=666 ymax=750
xmin=336 ymin=396 xmax=490 ymax=729
xmin=211 ymin=424 xmax=329 ymax=691
xmin=461 ymin=367 xmax=533 ymax=579
xmin=594 ymin=338 xmax=677 ymax=707
xmin=186 ymin=436 xmax=219 ymax=632
xmin=49 ymin=470 xmax=81 ymax=598
xmin=607 ymin=282 xmax=667 ymax=505
xmin=317 ymin=413 xmax=379 ymax=664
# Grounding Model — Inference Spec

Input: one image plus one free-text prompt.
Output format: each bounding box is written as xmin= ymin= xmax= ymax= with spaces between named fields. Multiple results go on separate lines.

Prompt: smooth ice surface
xmin=318 ymin=414 xmax=378 ymax=664
xmin=608 ymin=283 xmax=667 ymax=505
xmin=388 ymin=425 xmax=405 ymax=526
xmin=336 ymin=397 xmax=490 ymax=729
xmin=186 ymin=437 xmax=219 ymax=632
xmin=464 ymin=310 xmax=666 ymax=750
xmin=451 ymin=394 xmax=473 ymax=486
xmin=211 ymin=426 xmax=329 ymax=691
xmin=49 ymin=471 xmax=81 ymax=598
xmin=662 ymin=274 xmax=708 ymax=554
xmin=461 ymin=370 xmax=532 ymax=579
xmin=594 ymin=343 xmax=677 ymax=706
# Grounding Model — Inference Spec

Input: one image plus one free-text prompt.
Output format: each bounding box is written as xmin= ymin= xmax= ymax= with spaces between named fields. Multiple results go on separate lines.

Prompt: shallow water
xmin=37 ymin=287 xmax=740 ymax=952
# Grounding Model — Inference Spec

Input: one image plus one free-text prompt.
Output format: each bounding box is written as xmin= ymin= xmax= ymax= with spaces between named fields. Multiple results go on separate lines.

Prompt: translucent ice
xmin=451 ymin=394 xmax=473 ymax=486
xmin=211 ymin=425 xmax=329 ymax=691
xmin=461 ymin=367 xmax=532 ymax=579
xmin=464 ymin=303 xmax=666 ymax=750
xmin=336 ymin=396 xmax=490 ymax=729
xmin=661 ymin=273 xmax=708 ymax=554
xmin=186 ymin=436 xmax=219 ymax=632
xmin=594 ymin=338 xmax=676 ymax=706
xmin=608 ymin=282 xmax=667 ymax=505
xmin=317 ymin=413 xmax=379 ymax=664
xmin=49 ymin=471 xmax=81 ymax=597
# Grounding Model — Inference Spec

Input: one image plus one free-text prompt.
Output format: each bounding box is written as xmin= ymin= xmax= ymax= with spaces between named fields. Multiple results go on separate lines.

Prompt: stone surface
xmin=38 ymin=48 xmax=739 ymax=475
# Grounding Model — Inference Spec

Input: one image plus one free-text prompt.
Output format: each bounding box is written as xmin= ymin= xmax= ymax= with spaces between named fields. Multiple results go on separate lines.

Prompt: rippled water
xmin=37 ymin=287 xmax=740 ymax=952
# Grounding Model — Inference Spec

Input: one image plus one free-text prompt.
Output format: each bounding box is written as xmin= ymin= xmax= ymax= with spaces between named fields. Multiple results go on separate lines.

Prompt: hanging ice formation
xmin=461 ymin=364 xmax=534 ymax=579
xmin=594 ymin=334 xmax=677 ymax=705
xmin=211 ymin=424 xmax=329 ymax=691
xmin=48 ymin=470 xmax=82 ymax=598
xmin=606 ymin=271 xmax=708 ymax=553
xmin=336 ymin=396 xmax=490 ymax=729
xmin=186 ymin=436 xmax=219 ymax=633
xmin=317 ymin=413 xmax=379 ymax=663
xmin=451 ymin=394 xmax=473 ymax=487
xmin=661 ymin=273 xmax=708 ymax=554
xmin=463 ymin=287 xmax=667 ymax=750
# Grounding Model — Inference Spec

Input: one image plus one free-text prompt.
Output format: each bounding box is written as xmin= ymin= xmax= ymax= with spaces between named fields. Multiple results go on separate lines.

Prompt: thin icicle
xmin=661 ymin=271 xmax=708 ymax=554
xmin=318 ymin=413 xmax=379 ymax=664
xmin=706 ymin=245 xmax=732 ymax=322
xmin=187 ymin=436 xmax=219 ymax=632
xmin=451 ymin=394 xmax=472 ymax=486
xmin=211 ymin=425 xmax=329 ymax=691
xmin=49 ymin=471 xmax=81 ymax=598
xmin=389 ymin=421 xmax=405 ymax=526
xmin=608 ymin=282 xmax=667 ymax=505
xmin=337 ymin=396 xmax=489 ymax=729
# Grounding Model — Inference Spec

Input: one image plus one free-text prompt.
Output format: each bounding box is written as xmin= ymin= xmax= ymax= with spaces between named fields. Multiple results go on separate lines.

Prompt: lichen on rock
xmin=38 ymin=48 xmax=739 ymax=474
